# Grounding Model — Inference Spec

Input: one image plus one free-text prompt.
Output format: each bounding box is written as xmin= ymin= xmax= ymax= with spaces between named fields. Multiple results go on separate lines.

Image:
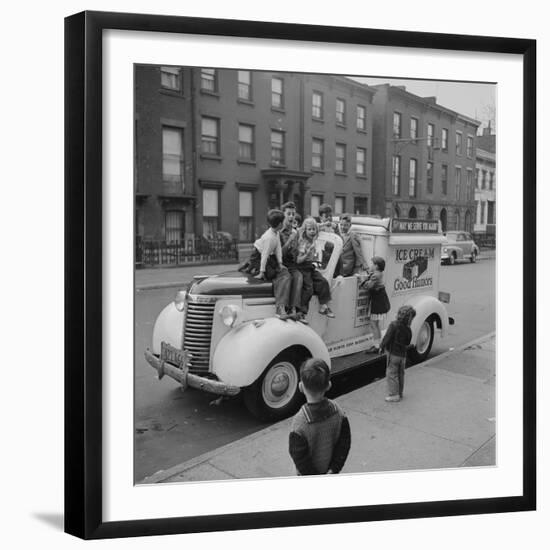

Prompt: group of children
xmin=239 ymin=201 xmax=337 ymax=322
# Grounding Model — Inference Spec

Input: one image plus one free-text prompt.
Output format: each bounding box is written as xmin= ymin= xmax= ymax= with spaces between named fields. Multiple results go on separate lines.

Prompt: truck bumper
xmin=144 ymin=349 xmax=241 ymax=397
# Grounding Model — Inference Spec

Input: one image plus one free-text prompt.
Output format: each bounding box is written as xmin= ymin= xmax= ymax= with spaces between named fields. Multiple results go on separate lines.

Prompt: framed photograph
xmin=65 ymin=10 xmax=536 ymax=540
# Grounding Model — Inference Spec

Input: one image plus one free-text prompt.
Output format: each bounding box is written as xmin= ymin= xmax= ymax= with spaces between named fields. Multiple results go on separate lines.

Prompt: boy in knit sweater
xmin=289 ymin=358 xmax=351 ymax=475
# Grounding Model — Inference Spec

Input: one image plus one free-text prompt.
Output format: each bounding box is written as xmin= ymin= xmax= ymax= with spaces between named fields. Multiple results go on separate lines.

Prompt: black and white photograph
xmin=135 ymin=66 xmax=497 ymax=485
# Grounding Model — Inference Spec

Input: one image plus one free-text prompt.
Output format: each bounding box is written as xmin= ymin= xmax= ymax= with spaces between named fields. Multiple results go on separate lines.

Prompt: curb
xmin=139 ymin=331 xmax=496 ymax=485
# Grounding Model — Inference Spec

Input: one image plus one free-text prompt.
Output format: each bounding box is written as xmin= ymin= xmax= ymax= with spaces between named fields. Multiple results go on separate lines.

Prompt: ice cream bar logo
xmin=402 ymin=256 xmax=428 ymax=281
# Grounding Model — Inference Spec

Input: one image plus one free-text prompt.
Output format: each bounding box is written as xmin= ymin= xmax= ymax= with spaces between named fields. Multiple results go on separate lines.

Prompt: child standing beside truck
xmin=362 ymin=256 xmax=391 ymax=351
xmin=289 ymin=358 xmax=351 ymax=475
xmin=380 ymin=305 xmax=417 ymax=402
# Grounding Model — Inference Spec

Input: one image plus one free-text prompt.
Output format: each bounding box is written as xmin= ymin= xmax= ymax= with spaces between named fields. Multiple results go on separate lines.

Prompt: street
xmin=134 ymin=257 xmax=495 ymax=482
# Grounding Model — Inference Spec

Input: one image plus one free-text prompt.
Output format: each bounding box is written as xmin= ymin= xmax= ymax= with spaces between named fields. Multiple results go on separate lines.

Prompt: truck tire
xmin=243 ymin=350 xmax=307 ymax=421
xmin=408 ymin=319 xmax=435 ymax=364
xmin=449 ymin=252 xmax=456 ymax=265
xmin=470 ymin=250 xmax=478 ymax=263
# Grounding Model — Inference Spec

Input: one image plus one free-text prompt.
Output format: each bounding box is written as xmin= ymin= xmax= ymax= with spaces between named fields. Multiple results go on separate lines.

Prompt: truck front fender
xmin=152 ymin=302 xmax=184 ymax=354
xmin=404 ymin=294 xmax=450 ymax=340
xmin=213 ymin=318 xmax=330 ymax=388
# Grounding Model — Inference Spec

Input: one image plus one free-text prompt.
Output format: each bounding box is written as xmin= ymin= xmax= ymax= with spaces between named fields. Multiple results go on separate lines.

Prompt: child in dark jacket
xmin=289 ymin=358 xmax=351 ymax=475
xmin=379 ymin=305 xmax=417 ymax=402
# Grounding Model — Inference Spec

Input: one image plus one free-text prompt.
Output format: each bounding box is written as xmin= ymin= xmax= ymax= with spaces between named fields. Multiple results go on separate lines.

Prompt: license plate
xmin=160 ymin=342 xmax=188 ymax=369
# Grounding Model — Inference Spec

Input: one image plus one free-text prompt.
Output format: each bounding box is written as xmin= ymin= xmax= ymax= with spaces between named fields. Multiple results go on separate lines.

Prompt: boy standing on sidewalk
xmin=379 ymin=305 xmax=417 ymax=402
xmin=289 ymin=358 xmax=351 ymax=475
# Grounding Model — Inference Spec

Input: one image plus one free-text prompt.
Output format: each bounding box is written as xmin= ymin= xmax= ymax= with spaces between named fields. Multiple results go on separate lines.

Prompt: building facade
xmin=370 ymin=84 xmax=480 ymax=232
xmin=474 ymin=127 xmax=496 ymax=241
xmin=135 ymin=66 xmax=376 ymax=247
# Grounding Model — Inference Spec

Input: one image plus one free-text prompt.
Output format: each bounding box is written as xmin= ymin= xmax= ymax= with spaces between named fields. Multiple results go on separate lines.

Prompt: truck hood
xmin=189 ymin=270 xmax=274 ymax=297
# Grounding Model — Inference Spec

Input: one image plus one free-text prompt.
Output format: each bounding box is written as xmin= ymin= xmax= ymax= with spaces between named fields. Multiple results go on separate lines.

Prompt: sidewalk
xmin=141 ymin=332 xmax=496 ymax=484
xmin=136 ymin=248 xmax=496 ymax=291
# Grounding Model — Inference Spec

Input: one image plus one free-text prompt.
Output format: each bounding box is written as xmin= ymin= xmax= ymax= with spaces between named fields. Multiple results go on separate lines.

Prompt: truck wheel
xmin=409 ymin=319 xmax=434 ymax=364
xmin=449 ymin=252 xmax=456 ymax=265
xmin=243 ymin=350 xmax=306 ymax=421
xmin=470 ymin=251 xmax=477 ymax=263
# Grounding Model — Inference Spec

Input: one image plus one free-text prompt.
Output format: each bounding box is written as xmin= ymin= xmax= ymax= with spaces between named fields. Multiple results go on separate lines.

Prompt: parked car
xmin=441 ymin=231 xmax=480 ymax=265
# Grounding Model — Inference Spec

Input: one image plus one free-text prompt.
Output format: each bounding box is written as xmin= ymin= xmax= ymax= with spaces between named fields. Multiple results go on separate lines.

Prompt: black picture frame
xmin=65 ymin=10 xmax=536 ymax=540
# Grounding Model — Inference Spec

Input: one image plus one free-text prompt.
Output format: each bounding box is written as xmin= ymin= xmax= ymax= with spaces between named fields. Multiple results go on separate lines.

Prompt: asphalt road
xmin=134 ymin=257 xmax=495 ymax=482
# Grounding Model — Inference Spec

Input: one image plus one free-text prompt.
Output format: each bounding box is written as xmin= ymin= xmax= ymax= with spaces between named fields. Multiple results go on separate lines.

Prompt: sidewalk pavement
xmin=136 ymin=248 xmax=496 ymax=291
xmin=141 ymin=332 xmax=496 ymax=484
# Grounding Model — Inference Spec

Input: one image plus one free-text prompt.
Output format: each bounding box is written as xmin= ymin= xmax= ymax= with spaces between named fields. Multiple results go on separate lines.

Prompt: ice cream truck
xmin=145 ymin=216 xmax=454 ymax=420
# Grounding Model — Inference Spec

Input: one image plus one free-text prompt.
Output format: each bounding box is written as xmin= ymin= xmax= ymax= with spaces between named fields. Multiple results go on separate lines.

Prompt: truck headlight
xmin=442 ymin=247 xmax=448 ymax=253
xmin=220 ymin=304 xmax=241 ymax=327
xmin=174 ymin=290 xmax=187 ymax=312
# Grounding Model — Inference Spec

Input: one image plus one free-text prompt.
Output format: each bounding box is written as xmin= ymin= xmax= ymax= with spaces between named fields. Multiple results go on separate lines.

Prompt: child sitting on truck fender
xmin=380 ymin=305 xmax=417 ymax=403
xmin=289 ymin=358 xmax=351 ymax=475
xmin=238 ymin=209 xmax=292 ymax=319
xmin=297 ymin=217 xmax=335 ymax=318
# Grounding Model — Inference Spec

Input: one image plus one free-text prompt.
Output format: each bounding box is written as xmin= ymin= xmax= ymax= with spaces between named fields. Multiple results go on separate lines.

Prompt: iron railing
xmin=136 ymin=236 xmax=238 ymax=268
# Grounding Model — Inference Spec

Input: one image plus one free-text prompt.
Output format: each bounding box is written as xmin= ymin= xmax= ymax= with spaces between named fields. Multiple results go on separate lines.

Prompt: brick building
xmin=370 ymin=84 xmax=480 ymax=232
xmin=474 ymin=125 xmax=496 ymax=241
xmin=135 ymin=66 xmax=376 ymax=248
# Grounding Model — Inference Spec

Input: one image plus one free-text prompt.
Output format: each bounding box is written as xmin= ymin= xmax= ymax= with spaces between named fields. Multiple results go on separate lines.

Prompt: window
xmin=202 ymin=189 xmax=219 ymax=237
xmin=200 ymin=68 xmax=217 ymax=92
xmin=310 ymin=194 xmax=323 ymax=217
xmin=442 ymin=128 xmax=448 ymax=151
xmin=441 ymin=164 xmax=448 ymax=195
xmin=409 ymin=158 xmax=417 ymax=197
xmin=480 ymin=200 xmax=486 ymax=224
xmin=356 ymin=147 xmax=366 ymax=176
xmin=426 ymin=161 xmax=434 ymax=194
xmin=408 ymin=206 xmax=417 ymax=219
xmin=393 ymin=112 xmax=402 ymax=138
xmin=335 ymin=143 xmax=346 ymax=173
xmin=354 ymin=196 xmax=368 ymax=215
xmin=237 ymin=71 xmax=252 ymax=101
xmin=312 ymin=92 xmax=323 ymax=119
xmin=161 ymin=66 xmax=181 ymax=91
xmin=487 ymin=201 xmax=495 ymax=224
xmin=481 ymin=169 xmax=487 ymax=189
xmin=427 ymin=206 xmax=433 ymax=219
xmin=427 ymin=123 xmax=435 ymax=147
xmin=271 ymin=77 xmax=284 ymax=109
xmin=238 ymin=124 xmax=254 ymax=161
xmin=201 ymin=117 xmax=220 ymax=155
xmin=455 ymin=167 xmax=461 ymax=201
xmin=239 ymin=191 xmax=254 ymax=242
xmin=455 ymin=132 xmax=463 ymax=155
xmin=335 ymin=196 xmax=345 ymax=215
xmin=312 ymin=138 xmax=324 ymax=170
xmin=489 ymin=171 xmax=494 ymax=190
xmin=162 ymin=127 xmax=184 ymax=186
xmin=392 ymin=155 xmax=401 ymax=195
xmin=165 ymin=211 xmax=185 ymax=243
xmin=357 ymin=105 xmax=366 ymax=130
xmin=467 ymin=135 xmax=474 ymax=157
xmin=336 ymin=99 xmax=346 ymax=125
xmin=467 ymin=170 xmax=473 ymax=201
xmin=476 ymin=168 xmax=480 ymax=188
xmin=410 ymin=117 xmax=419 ymax=140
xmin=271 ymin=130 xmax=285 ymax=165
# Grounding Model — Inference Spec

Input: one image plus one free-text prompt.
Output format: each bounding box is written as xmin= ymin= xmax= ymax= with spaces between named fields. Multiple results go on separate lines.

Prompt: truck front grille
xmin=183 ymin=301 xmax=215 ymax=374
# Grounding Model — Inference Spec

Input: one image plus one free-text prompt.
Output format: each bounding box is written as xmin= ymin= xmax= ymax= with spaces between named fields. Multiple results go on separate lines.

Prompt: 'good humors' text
xmin=394 ymin=276 xmax=434 ymax=291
